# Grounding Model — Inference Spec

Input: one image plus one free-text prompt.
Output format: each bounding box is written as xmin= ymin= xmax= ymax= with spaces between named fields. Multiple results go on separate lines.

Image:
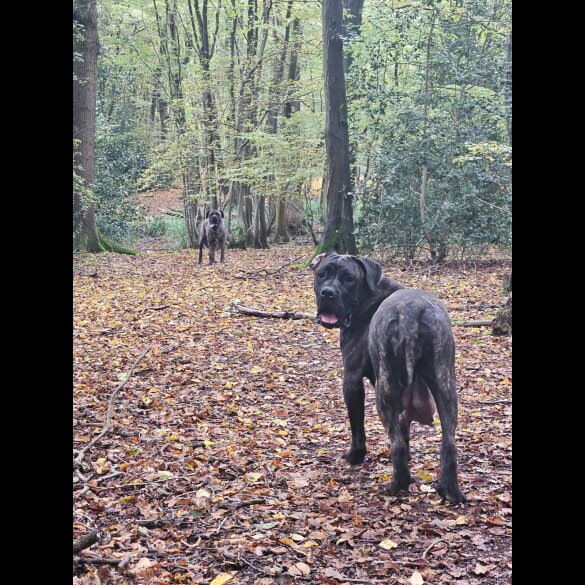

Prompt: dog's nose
xmin=320 ymin=287 xmax=335 ymax=298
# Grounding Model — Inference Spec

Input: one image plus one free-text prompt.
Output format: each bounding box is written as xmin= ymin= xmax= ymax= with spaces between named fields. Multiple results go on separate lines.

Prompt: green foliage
xmin=137 ymin=141 xmax=183 ymax=192
xmin=349 ymin=0 xmax=511 ymax=260
xmin=81 ymin=0 xmax=511 ymax=258
xmin=93 ymin=111 xmax=149 ymax=241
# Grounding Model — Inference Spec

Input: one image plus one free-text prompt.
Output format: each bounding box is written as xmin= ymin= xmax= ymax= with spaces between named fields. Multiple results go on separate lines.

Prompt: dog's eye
xmin=317 ymin=272 xmax=325 ymax=279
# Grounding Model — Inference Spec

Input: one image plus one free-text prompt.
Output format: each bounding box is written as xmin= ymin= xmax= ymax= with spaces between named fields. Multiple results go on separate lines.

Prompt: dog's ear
xmin=353 ymin=256 xmax=382 ymax=292
xmin=310 ymin=251 xmax=333 ymax=271
xmin=220 ymin=210 xmax=224 ymax=218
xmin=206 ymin=210 xmax=211 ymax=218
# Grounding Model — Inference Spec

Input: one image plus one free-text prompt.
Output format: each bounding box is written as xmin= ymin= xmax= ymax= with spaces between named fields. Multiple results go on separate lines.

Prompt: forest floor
xmin=73 ymin=239 xmax=512 ymax=584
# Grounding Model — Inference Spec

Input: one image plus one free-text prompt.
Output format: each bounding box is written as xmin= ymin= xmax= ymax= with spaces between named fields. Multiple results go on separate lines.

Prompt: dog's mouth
xmin=317 ymin=312 xmax=352 ymax=329
xmin=210 ymin=224 xmax=219 ymax=230
xmin=318 ymin=312 xmax=339 ymax=328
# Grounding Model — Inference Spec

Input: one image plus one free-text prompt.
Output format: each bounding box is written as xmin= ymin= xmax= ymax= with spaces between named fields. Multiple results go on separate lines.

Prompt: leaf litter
xmin=74 ymin=245 xmax=511 ymax=584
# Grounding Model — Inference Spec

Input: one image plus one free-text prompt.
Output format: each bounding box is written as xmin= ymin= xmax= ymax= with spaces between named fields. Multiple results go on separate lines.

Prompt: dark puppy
xmin=312 ymin=252 xmax=465 ymax=504
xmin=198 ymin=210 xmax=226 ymax=265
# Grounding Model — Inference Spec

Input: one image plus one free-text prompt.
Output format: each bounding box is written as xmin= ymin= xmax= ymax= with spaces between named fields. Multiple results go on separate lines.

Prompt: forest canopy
xmin=74 ymin=0 xmax=511 ymax=261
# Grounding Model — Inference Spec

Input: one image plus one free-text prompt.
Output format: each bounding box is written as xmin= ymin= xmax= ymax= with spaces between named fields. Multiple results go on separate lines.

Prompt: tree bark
xmin=419 ymin=10 xmax=437 ymax=262
xmin=73 ymin=0 xmax=101 ymax=251
xmin=505 ymin=29 xmax=512 ymax=147
xmin=319 ymin=0 xmax=357 ymax=255
xmin=253 ymin=195 xmax=269 ymax=248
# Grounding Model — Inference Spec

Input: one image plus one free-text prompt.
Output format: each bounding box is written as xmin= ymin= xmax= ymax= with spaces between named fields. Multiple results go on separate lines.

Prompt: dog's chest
xmin=341 ymin=326 xmax=375 ymax=383
xmin=207 ymin=228 xmax=223 ymax=243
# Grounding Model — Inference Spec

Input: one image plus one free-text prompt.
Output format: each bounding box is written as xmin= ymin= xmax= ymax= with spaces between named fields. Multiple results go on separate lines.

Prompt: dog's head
xmin=207 ymin=209 xmax=224 ymax=231
xmin=311 ymin=252 xmax=383 ymax=329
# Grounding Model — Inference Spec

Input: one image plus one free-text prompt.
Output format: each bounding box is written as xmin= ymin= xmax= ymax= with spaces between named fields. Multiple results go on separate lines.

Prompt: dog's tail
xmin=389 ymin=313 xmax=421 ymax=389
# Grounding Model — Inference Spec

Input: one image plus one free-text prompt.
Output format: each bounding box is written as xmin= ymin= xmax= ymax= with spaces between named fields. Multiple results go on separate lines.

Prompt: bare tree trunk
xmin=235 ymin=0 xmax=273 ymax=247
xmin=269 ymin=1 xmax=294 ymax=243
xmin=73 ymin=0 xmax=101 ymax=251
xmin=319 ymin=0 xmax=357 ymax=255
xmin=419 ymin=10 xmax=437 ymax=262
xmin=342 ymin=0 xmax=364 ymax=195
xmin=274 ymin=196 xmax=289 ymax=242
xmin=505 ymin=29 xmax=512 ymax=147
xmin=253 ymin=195 xmax=269 ymax=248
xmin=187 ymin=0 xmax=222 ymax=210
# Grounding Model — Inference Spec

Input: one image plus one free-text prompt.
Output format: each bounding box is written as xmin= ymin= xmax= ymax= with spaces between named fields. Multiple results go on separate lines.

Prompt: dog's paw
xmin=433 ymin=480 xmax=467 ymax=504
xmin=341 ymin=448 xmax=366 ymax=465
xmin=381 ymin=478 xmax=412 ymax=496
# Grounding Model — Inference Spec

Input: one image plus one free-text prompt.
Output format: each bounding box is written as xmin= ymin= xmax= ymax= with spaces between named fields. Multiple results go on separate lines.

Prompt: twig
xmin=95 ymin=470 xmax=122 ymax=483
xmin=478 ymin=400 xmax=512 ymax=405
xmin=422 ymin=538 xmax=445 ymax=559
xmin=240 ymin=555 xmax=276 ymax=576
xmin=237 ymin=256 xmax=305 ymax=278
xmin=74 ymin=346 xmax=152 ymax=466
xmin=448 ymin=303 xmax=503 ymax=310
xmin=93 ymin=472 xmax=203 ymax=491
xmin=452 ymin=320 xmax=493 ymax=327
xmin=139 ymin=305 xmax=169 ymax=313
xmin=74 ymin=555 xmax=130 ymax=567
xmin=219 ymin=498 xmax=266 ymax=510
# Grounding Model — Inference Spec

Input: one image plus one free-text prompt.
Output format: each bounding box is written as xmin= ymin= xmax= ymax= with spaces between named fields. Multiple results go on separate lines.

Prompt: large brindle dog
xmin=198 ymin=210 xmax=226 ymax=265
xmin=312 ymin=252 xmax=465 ymax=504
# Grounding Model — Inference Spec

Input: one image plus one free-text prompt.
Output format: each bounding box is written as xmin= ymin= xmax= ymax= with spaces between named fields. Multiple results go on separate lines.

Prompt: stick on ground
xmin=74 ymin=345 xmax=152 ymax=466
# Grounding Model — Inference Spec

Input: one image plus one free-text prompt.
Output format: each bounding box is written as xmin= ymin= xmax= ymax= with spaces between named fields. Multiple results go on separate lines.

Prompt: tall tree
xmin=73 ymin=0 xmax=101 ymax=251
xmin=319 ymin=0 xmax=357 ymax=254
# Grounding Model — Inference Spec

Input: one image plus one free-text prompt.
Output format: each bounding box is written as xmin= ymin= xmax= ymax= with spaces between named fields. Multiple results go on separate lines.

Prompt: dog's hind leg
xmin=423 ymin=365 xmax=466 ymax=504
xmin=376 ymin=372 xmax=412 ymax=495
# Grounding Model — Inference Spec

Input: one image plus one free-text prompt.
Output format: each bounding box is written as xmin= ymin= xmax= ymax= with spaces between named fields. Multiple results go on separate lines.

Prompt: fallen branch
xmin=233 ymin=304 xmax=492 ymax=327
xmin=478 ymin=400 xmax=512 ymax=405
xmin=232 ymin=304 xmax=315 ymax=321
xmin=448 ymin=303 xmax=503 ymax=311
xmin=73 ymin=529 xmax=100 ymax=554
xmin=74 ymin=346 xmax=152 ymax=466
xmin=74 ymin=555 xmax=130 ymax=567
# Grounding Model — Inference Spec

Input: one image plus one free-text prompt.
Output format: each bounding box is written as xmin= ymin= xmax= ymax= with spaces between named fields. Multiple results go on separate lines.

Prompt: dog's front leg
xmin=198 ymin=239 xmax=205 ymax=264
xmin=341 ymin=374 xmax=367 ymax=465
xmin=209 ymin=241 xmax=216 ymax=264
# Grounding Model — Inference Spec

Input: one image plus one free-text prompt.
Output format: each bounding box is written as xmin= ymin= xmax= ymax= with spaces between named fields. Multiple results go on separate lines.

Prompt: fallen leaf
xmin=209 ymin=573 xmax=235 ymax=585
xmin=379 ymin=538 xmax=398 ymax=550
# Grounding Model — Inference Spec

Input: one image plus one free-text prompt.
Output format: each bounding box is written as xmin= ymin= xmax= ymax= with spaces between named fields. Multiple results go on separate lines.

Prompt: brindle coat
xmin=312 ymin=252 xmax=465 ymax=504
xmin=198 ymin=210 xmax=226 ymax=265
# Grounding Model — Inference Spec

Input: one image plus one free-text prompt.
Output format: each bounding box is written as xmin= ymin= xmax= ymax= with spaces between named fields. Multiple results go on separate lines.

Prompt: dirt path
xmin=73 ymin=246 xmax=511 ymax=584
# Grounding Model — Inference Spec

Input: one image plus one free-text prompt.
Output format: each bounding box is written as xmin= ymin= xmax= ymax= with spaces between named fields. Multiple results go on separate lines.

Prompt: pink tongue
xmin=320 ymin=313 xmax=339 ymax=324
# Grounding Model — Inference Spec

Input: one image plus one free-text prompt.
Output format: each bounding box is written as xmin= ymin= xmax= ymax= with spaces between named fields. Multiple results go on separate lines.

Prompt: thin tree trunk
xmin=319 ymin=0 xmax=357 ymax=255
xmin=505 ymin=29 xmax=512 ymax=147
xmin=269 ymin=1 xmax=294 ymax=243
xmin=419 ymin=10 xmax=437 ymax=262
xmin=253 ymin=195 xmax=269 ymax=248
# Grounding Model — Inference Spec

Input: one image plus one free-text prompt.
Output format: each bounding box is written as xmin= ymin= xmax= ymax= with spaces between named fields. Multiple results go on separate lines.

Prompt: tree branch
xmin=74 ymin=346 xmax=152 ymax=466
